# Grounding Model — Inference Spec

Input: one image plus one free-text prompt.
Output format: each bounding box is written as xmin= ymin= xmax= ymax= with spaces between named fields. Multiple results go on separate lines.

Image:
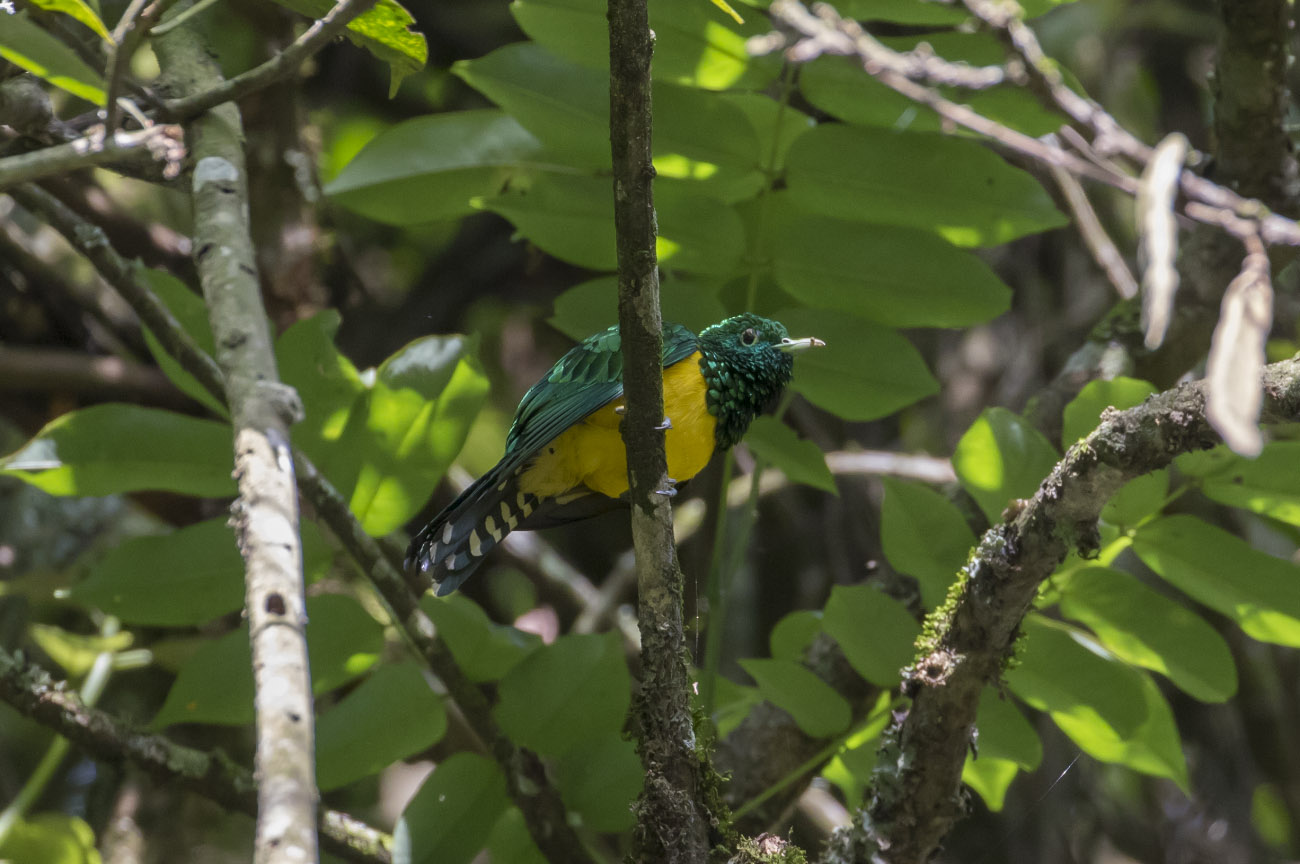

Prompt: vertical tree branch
xmin=153 ymin=16 xmax=317 ymax=864
xmin=608 ymin=1 xmax=711 ymax=861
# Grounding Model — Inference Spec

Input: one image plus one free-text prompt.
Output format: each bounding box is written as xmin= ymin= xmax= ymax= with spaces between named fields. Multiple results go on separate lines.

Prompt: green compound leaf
xmin=880 ymin=477 xmax=975 ymax=608
xmin=953 ymin=407 xmax=1059 ymax=523
xmin=785 ymin=124 xmax=1066 ymax=248
xmin=739 ymin=658 xmax=852 ymax=738
xmin=1058 ymin=566 xmax=1237 ymax=702
xmin=1179 ymin=441 xmax=1300 ymax=527
xmin=821 ymin=583 xmax=919 ymax=686
xmin=1 ymin=404 xmax=234 ymax=498
xmin=316 ymin=662 xmax=447 ymax=790
xmin=494 ymin=632 xmax=630 ymax=756
xmin=0 ymin=12 xmax=106 ymax=104
xmin=1133 ymin=514 xmax=1300 ymax=647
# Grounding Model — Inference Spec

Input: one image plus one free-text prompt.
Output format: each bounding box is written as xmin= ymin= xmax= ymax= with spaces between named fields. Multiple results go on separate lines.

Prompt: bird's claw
xmin=655 ymin=477 xmax=679 ymax=496
xmin=655 ymin=416 xmax=672 ymax=431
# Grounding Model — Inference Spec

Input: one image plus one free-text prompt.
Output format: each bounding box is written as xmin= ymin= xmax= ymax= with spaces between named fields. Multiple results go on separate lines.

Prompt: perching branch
xmin=0 ymin=124 xmax=183 ymax=190
xmin=0 ymin=649 xmax=391 ymax=864
xmin=156 ymin=0 xmax=380 ymax=122
xmin=153 ymin=18 xmax=317 ymax=864
xmin=608 ymin=0 xmax=714 ymax=859
xmin=823 ymin=357 xmax=1300 ymax=864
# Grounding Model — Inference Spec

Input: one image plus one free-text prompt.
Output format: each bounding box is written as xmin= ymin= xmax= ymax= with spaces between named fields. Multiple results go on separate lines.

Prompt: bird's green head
xmin=696 ymin=313 xmax=823 ymax=448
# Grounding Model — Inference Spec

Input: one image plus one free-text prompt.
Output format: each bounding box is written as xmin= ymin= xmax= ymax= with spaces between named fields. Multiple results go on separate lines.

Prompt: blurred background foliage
xmin=1 ymin=0 xmax=1299 ymax=861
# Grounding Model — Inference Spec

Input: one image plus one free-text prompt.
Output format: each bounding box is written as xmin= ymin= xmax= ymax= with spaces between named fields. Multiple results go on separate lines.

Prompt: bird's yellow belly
xmin=520 ymin=352 xmax=716 ymax=500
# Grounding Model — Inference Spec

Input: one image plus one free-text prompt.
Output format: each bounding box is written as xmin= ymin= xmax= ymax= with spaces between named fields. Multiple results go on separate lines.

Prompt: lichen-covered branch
xmin=608 ymin=0 xmax=713 ymax=859
xmin=153 ymin=19 xmax=316 ymax=864
xmin=0 ymin=649 xmax=391 ymax=864
xmin=823 ymin=357 xmax=1300 ymax=864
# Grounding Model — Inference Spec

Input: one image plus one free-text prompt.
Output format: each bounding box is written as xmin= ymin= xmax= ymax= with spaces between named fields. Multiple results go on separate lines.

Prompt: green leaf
xmin=494 ymin=632 xmax=630 ymax=756
xmin=744 ymin=416 xmax=836 ymax=494
xmin=785 ymin=124 xmax=1066 ymax=247
xmin=152 ymin=594 xmax=383 ymax=728
xmin=395 ymin=753 xmax=509 ymax=864
xmin=139 ymin=268 xmax=226 ymax=416
xmin=1061 ymin=377 xmax=1158 ymax=446
xmin=770 ymin=609 xmax=823 ymax=661
xmin=27 ymin=624 xmax=133 ymax=678
xmin=324 ymin=111 xmax=547 ymax=225
xmin=880 ymin=478 xmax=975 ymax=608
xmin=29 ymin=0 xmax=110 ymax=42
xmin=485 ymin=809 xmax=547 ymax=864
xmin=511 ymin=0 xmax=781 ymax=90
xmin=1 ymin=404 xmax=235 ymax=497
xmin=718 ymin=93 xmax=814 ymax=174
xmin=0 ymin=813 xmax=100 ymax=864
xmin=953 ymin=407 xmax=1059 ymax=522
xmin=771 ymin=213 xmax=1011 ymax=327
xmin=774 ymin=308 xmax=939 ymax=422
xmin=316 ymin=662 xmax=447 ymax=791
xmin=554 ymin=734 xmax=642 ymax=832
xmin=0 ymin=12 xmax=106 ymax=104
xmin=266 ymin=0 xmax=426 ymax=96
xmin=821 ymin=583 xmax=919 ymax=686
xmin=68 ymin=518 xmax=243 ymax=626
xmin=975 ymin=687 xmax=1041 ymax=769
xmin=708 ymin=673 xmax=762 ymax=738
xmin=1006 ymin=615 xmax=1146 ymax=740
xmin=739 ymin=658 xmax=852 ymax=738
xmin=548 ymin=276 xmax=726 ymax=343
xmin=1189 ymin=441 xmax=1300 ymax=527
xmin=1100 ymin=470 xmax=1169 ymax=529
xmin=342 ymin=335 xmax=490 ymax=536
xmin=1057 ymin=566 xmax=1237 ymax=702
xmin=1133 ymin=514 xmax=1300 ymax=647
xmin=275 ymin=310 xmax=365 ymax=477
xmin=961 ymin=756 xmax=1019 ymax=812
xmin=422 ymin=593 xmax=541 ymax=683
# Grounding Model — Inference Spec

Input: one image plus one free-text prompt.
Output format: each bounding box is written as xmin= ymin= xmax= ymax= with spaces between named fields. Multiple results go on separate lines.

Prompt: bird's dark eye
xmin=740 ymin=328 xmax=758 ymax=346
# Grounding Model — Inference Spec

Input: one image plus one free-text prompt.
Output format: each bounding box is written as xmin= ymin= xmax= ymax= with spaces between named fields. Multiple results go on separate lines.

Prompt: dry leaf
xmin=1138 ymin=133 xmax=1188 ymax=349
xmin=1205 ymin=249 xmax=1272 ymax=456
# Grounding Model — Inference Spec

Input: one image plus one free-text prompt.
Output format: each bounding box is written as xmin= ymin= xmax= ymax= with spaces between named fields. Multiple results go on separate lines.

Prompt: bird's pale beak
xmin=778 ymin=336 xmax=826 ymax=354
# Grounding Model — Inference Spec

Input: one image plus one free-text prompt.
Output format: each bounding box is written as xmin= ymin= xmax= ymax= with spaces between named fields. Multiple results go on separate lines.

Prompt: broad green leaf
xmin=1133 ymin=514 xmax=1300 ymax=647
xmin=0 ymin=13 xmax=106 ymax=104
xmin=821 ymin=694 xmax=891 ymax=806
xmin=1252 ymin=784 xmax=1292 ymax=851
xmin=745 ymin=416 xmax=836 ymax=494
xmin=478 ymin=173 xmax=745 ymax=274
xmin=774 ymin=308 xmax=939 ymax=421
xmin=975 ymin=687 xmax=1041 ymax=769
xmin=1187 ymin=442 xmax=1300 ymax=527
xmin=772 ymin=214 xmax=1011 ymax=327
xmin=831 ymin=0 xmax=968 ymax=24
xmin=1061 ymin=377 xmax=1158 ymax=446
xmin=266 ymin=0 xmax=426 ymax=95
xmin=68 ymin=518 xmax=242 ymax=626
xmin=395 ymin=753 xmax=509 ymax=864
xmin=880 ymin=478 xmax=975 ymax=608
xmin=343 ymin=335 xmax=490 ymax=535
xmin=1 ymin=405 xmax=234 ymax=497
xmin=1006 ymin=615 xmax=1146 ymax=740
xmin=27 ymin=625 xmax=133 ymax=678
xmin=770 ymin=609 xmax=823 ymax=661
xmin=29 ymin=0 xmax=109 ymax=40
xmin=785 ymin=124 xmax=1066 ymax=247
xmin=485 ymin=808 xmax=547 ymax=864
xmin=739 ymin=658 xmax=852 ymax=738
xmin=1050 ymin=668 xmax=1189 ymax=789
xmin=1100 ymin=470 xmax=1169 ymax=529
xmin=153 ymin=594 xmax=383 ymax=728
xmin=962 ymin=756 xmax=1019 ymax=812
xmin=548 ymin=276 xmax=726 ymax=342
xmin=275 ymin=310 xmax=365 ymax=477
xmin=555 ymin=734 xmax=642 ymax=831
xmin=953 ymin=407 xmax=1059 ymax=523
xmin=0 ymin=813 xmax=100 ymax=864
xmin=511 ymin=0 xmax=781 ymax=90
xmin=821 ymin=583 xmax=919 ymax=686
xmin=139 ymin=268 xmax=226 ymax=416
xmin=708 ymin=673 xmax=761 ymax=738
xmin=1057 ymin=566 xmax=1236 ymax=702
xmin=718 ymin=93 xmax=815 ymax=174
xmin=422 ymin=594 xmax=541 ymax=683
xmin=324 ymin=111 xmax=547 ymax=225
xmin=494 ymin=632 xmax=630 ymax=756
xmin=316 ymin=662 xmax=447 ymax=790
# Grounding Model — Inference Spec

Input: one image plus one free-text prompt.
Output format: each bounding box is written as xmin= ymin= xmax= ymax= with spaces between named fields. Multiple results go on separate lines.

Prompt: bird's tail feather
xmin=405 ymin=466 xmax=542 ymax=596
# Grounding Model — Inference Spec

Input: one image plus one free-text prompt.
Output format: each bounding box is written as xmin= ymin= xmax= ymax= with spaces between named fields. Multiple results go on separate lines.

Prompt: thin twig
xmin=0 ymin=124 xmax=184 ymax=190
xmin=104 ymin=0 xmax=180 ymax=131
xmin=1046 ymin=150 xmax=1138 ymax=299
xmin=157 ymin=0 xmax=381 ymax=121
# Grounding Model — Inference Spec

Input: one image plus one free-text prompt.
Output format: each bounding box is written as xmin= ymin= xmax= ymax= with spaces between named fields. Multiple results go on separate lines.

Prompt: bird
xmin=405 ymin=313 xmax=824 ymax=596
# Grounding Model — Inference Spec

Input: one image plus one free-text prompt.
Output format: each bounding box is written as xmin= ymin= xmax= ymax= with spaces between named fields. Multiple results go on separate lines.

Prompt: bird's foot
xmin=655 ymin=477 xmax=679 ymax=496
xmin=655 ymin=416 xmax=673 ymax=431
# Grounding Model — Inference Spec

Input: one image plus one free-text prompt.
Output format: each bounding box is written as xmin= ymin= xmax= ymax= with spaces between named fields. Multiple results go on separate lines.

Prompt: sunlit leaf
xmin=139 ymin=268 xmax=226 ymax=416
xmin=1061 ymin=377 xmax=1158 ymax=446
xmin=821 ymin=583 xmax=919 ymax=686
xmin=265 ymin=0 xmax=426 ymax=95
xmin=0 ymin=12 xmax=106 ymax=104
xmin=739 ymin=658 xmax=852 ymax=738
xmin=953 ymin=407 xmax=1059 ymax=523
xmin=880 ymin=478 xmax=975 ymax=608
xmin=1181 ymin=441 xmax=1300 ymax=527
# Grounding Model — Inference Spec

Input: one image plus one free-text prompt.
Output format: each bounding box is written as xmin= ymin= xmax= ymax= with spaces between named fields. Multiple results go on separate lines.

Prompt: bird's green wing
xmin=502 ymin=321 xmax=699 ymax=466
